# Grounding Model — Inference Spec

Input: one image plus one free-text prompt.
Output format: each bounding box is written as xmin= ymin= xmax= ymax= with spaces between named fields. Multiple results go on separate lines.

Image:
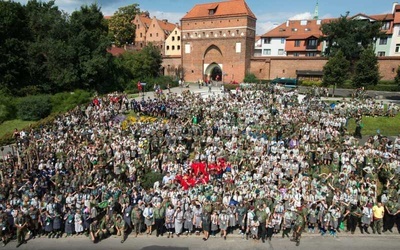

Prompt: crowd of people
xmin=0 ymin=83 xmax=399 ymax=248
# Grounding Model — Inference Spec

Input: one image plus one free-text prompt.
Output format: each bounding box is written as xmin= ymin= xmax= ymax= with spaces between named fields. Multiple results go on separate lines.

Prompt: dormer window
xmin=208 ymin=4 xmax=218 ymax=15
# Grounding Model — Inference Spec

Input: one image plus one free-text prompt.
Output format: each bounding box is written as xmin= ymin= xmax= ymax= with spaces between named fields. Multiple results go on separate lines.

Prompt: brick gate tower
xmin=181 ymin=0 xmax=256 ymax=83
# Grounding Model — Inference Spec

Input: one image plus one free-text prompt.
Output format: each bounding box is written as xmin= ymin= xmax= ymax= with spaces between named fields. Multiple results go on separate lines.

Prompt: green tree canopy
xmin=121 ymin=43 xmax=162 ymax=80
xmin=322 ymin=50 xmax=350 ymax=87
xmin=320 ymin=13 xmax=385 ymax=61
xmin=0 ymin=1 xmax=30 ymax=94
xmin=352 ymin=47 xmax=380 ymax=88
xmin=108 ymin=4 xmax=140 ymax=47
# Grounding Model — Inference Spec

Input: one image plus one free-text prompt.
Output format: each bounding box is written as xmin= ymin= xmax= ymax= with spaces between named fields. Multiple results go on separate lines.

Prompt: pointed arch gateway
xmin=203 ymin=44 xmax=223 ymax=82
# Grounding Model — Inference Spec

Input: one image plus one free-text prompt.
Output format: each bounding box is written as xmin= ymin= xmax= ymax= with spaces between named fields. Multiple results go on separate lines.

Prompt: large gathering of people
xmin=0 ymin=83 xmax=399 ymax=248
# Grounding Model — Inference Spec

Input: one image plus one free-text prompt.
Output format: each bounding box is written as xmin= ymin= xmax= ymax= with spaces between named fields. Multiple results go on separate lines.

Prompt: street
xmin=3 ymin=234 xmax=400 ymax=250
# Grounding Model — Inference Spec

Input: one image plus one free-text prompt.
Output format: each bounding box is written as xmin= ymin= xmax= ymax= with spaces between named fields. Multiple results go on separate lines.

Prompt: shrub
xmin=365 ymin=85 xmax=400 ymax=92
xmin=17 ymin=95 xmax=52 ymax=121
xmin=300 ymin=80 xmax=322 ymax=87
xmin=223 ymin=84 xmax=239 ymax=90
xmin=50 ymin=89 xmax=92 ymax=114
xmin=378 ymin=80 xmax=395 ymax=85
xmin=140 ymin=171 xmax=163 ymax=190
xmin=0 ymin=92 xmax=16 ymax=123
xmin=243 ymin=73 xmax=258 ymax=83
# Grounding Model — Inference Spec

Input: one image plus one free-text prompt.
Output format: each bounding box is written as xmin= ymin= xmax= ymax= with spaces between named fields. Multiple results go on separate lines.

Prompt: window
xmin=308 ymin=39 xmax=317 ymax=46
xmin=377 ymin=51 xmax=385 ymax=56
xmin=264 ymin=38 xmax=271 ymax=44
xmin=236 ymin=42 xmax=241 ymax=53
xmin=210 ymin=32 xmax=214 ymax=37
xmin=379 ymin=38 xmax=388 ymax=45
xmin=156 ymin=33 xmax=158 ymax=37
xmin=172 ymin=46 xmax=175 ymax=50
xmin=177 ymin=36 xmax=180 ymax=41
xmin=153 ymin=24 xmax=155 ymax=27
xmin=185 ymin=43 xmax=191 ymax=54
xmin=150 ymin=33 xmax=152 ymax=37
xmin=209 ymin=9 xmax=215 ymax=15
xmin=294 ymin=40 xmax=301 ymax=47
xmin=395 ymin=44 xmax=400 ymax=53
xmin=263 ymin=49 xmax=271 ymax=55
xmin=382 ymin=22 xmax=390 ymax=30
xmin=140 ymin=33 xmax=142 ymax=38
xmin=175 ymin=31 xmax=177 ymax=35
xmin=138 ymin=24 xmax=140 ymax=29
xmin=166 ymin=46 xmax=170 ymax=50
xmin=172 ymin=36 xmax=175 ymax=41
xmin=281 ymin=38 xmax=285 ymax=44
xmin=291 ymin=28 xmax=297 ymax=32
xmin=278 ymin=49 xmax=284 ymax=55
xmin=306 ymin=52 xmax=317 ymax=57
xmin=293 ymin=52 xmax=299 ymax=57
xmin=177 ymin=45 xmax=180 ymax=50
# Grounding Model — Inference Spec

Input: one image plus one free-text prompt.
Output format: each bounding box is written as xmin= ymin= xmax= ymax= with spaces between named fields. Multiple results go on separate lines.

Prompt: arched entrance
xmin=204 ymin=63 xmax=222 ymax=82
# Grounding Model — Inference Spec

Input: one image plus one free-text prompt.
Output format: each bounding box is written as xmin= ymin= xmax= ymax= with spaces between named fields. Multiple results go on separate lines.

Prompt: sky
xmin=15 ymin=0 xmax=399 ymax=35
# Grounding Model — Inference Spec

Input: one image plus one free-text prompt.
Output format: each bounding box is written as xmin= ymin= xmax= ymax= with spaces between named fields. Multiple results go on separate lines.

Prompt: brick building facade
xmin=180 ymin=0 xmax=256 ymax=83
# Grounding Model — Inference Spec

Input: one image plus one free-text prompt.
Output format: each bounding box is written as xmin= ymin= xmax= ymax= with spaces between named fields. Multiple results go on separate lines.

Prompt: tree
xmin=322 ymin=50 xmax=350 ymax=87
xmin=108 ymin=4 xmax=140 ymax=47
xmin=394 ymin=65 xmax=400 ymax=85
xmin=0 ymin=1 xmax=30 ymax=94
xmin=352 ymin=47 xmax=380 ymax=88
xmin=320 ymin=12 xmax=385 ymax=62
xmin=24 ymin=0 xmax=76 ymax=94
xmin=68 ymin=4 xmax=114 ymax=92
xmin=120 ymin=43 xmax=162 ymax=80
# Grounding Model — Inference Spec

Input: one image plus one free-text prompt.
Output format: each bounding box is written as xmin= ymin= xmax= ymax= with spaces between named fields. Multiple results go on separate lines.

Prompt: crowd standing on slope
xmin=0 ymin=83 xmax=400 ymax=247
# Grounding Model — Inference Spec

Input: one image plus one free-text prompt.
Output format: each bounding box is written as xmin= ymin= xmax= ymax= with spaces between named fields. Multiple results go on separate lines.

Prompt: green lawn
xmin=347 ymin=114 xmax=400 ymax=136
xmin=0 ymin=119 xmax=35 ymax=138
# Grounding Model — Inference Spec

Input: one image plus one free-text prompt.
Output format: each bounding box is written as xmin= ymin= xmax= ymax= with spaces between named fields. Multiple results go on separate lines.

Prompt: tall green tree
xmin=24 ymin=0 xmax=76 ymax=94
xmin=352 ymin=47 xmax=380 ymax=88
xmin=108 ymin=4 xmax=140 ymax=47
xmin=0 ymin=1 xmax=30 ymax=94
xmin=322 ymin=50 xmax=350 ymax=87
xmin=121 ymin=43 xmax=162 ymax=80
xmin=320 ymin=13 xmax=385 ymax=62
xmin=69 ymin=4 xmax=114 ymax=92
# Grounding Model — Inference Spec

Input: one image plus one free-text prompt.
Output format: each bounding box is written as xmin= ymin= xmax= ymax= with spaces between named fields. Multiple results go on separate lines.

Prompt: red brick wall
xmin=162 ymin=56 xmax=182 ymax=77
xmin=181 ymin=15 xmax=256 ymax=82
xmin=378 ymin=57 xmax=400 ymax=80
xmin=250 ymin=57 xmax=400 ymax=80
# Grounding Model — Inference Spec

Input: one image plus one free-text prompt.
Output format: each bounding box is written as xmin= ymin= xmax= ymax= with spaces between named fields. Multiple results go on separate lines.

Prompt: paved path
xmin=3 ymin=233 xmax=399 ymax=250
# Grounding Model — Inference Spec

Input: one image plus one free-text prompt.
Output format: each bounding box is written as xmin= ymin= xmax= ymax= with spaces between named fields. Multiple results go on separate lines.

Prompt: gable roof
xmin=182 ymin=0 xmax=256 ymax=20
xmin=137 ymin=14 xmax=152 ymax=29
xmin=262 ymin=19 xmax=324 ymax=39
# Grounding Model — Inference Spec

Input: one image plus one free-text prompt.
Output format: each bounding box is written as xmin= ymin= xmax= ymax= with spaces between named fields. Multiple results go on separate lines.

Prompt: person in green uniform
xmin=291 ymin=208 xmax=305 ymax=246
xmin=15 ymin=211 xmax=28 ymax=248
xmin=115 ymin=215 xmax=126 ymax=243
xmin=131 ymin=205 xmax=143 ymax=237
xmin=90 ymin=219 xmax=101 ymax=243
